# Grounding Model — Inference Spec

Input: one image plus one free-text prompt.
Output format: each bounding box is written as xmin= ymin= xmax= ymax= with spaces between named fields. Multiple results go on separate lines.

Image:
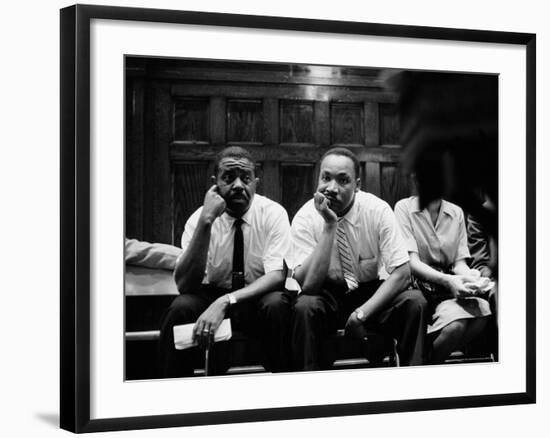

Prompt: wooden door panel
xmin=173 ymin=161 xmax=210 ymax=247
xmin=125 ymin=78 xmax=145 ymax=239
xmin=380 ymin=163 xmax=410 ymax=208
xmin=280 ymin=163 xmax=315 ymax=221
xmin=314 ymin=100 xmax=330 ymax=147
xmin=254 ymin=162 xmax=264 ymax=197
xmin=126 ymin=59 xmax=412 ymax=245
xmin=364 ymin=101 xmax=379 ymax=147
xmin=227 ymin=99 xmax=263 ymax=144
xmin=145 ymin=82 xmax=172 ymax=244
xmin=364 ymin=162 xmax=381 ymax=197
xmin=209 ymin=96 xmax=226 ymax=145
xmin=331 ymin=102 xmax=364 ymax=146
xmin=280 ymin=100 xmax=315 ymax=144
xmin=173 ymin=97 xmax=210 ymax=143
xmin=379 ymin=102 xmax=400 ymax=146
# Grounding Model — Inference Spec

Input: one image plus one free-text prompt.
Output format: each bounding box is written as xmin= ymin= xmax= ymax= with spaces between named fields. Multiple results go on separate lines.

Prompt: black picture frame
xmin=60 ymin=4 xmax=536 ymax=433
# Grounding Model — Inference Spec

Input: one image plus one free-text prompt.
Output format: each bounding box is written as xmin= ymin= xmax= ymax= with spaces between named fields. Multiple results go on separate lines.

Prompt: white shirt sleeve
xmin=394 ymin=200 xmax=419 ymax=253
xmin=262 ymin=205 xmax=291 ymax=273
xmin=289 ymin=206 xmax=318 ymax=270
xmin=378 ymin=204 xmax=410 ymax=274
xmin=125 ymin=238 xmax=182 ymax=270
xmin=179 ymin=208 xmax=201 ymax=251
xmin=455 ymin=208 xmax=471 ymax=262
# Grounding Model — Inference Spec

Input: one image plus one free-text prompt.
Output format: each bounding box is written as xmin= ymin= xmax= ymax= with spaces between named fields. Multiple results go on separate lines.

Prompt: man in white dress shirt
xmin=289 ymin=148 xmax=428 ymax=370
xmin=159 ymin=146 xmax=292 ymax=377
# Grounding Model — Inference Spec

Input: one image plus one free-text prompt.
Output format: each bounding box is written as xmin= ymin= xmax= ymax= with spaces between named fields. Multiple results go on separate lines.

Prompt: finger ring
xmin=202 ymin=329 xmax=210 ymax=333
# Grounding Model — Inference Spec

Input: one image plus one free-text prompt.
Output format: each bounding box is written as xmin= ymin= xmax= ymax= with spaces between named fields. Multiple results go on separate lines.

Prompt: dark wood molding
xmin=171 ymin=82 xmax=398 ymax=102
xmin=169 ymin=143 xmax=403 ymax=163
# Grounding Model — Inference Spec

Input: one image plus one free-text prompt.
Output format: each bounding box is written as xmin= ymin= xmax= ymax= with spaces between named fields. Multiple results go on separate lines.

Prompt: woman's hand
xmin=444 ymin=274 xmax=477 ymax=298
xmin=467 ymin=268 xmax=481 ymax=280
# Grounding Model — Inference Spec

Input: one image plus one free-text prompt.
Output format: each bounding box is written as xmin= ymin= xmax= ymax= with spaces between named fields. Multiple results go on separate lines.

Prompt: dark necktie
xmin=336 ymin=218 xmax=359 ymax=292
xmin=232 ymin=218 xmax=245 ymax=291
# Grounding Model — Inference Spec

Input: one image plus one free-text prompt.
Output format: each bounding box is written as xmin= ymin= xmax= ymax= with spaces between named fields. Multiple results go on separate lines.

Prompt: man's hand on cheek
xmin=314 ymin=192 xmax=338 ymax=225
xmin=201 ymin=184 xmax=226 ymax=223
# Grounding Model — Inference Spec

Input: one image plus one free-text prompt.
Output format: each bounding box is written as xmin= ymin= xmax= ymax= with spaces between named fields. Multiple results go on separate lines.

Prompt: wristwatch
xmin=354 ymin=308 xmax=366 ymax=322
xmin=226 ymin=293 xmax=237 ymax=306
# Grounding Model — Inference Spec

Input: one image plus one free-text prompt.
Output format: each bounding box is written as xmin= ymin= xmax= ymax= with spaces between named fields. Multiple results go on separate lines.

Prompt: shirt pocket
xmin=358 ymin=256 xmax=379 ymax=281
xmin=246 ymin=248 xmax=265 ymax=281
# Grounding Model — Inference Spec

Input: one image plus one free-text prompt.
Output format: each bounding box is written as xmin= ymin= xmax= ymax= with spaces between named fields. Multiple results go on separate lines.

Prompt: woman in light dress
xmin=394 ymin=196 xmax=492 ymax=364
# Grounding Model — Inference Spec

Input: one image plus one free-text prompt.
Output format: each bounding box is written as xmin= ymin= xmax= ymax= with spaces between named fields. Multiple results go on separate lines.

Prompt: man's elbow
xmin=174 ymin=269 xmax=197 ymax=295
xmin=174 ymin=271 xmax=187 ymax=294
xmin=300 ymin=282 xmax=314 ymax=295
xmin=300 ymin=275 xmax=323 ymax=295
xmin=393 ymin=262 xmax=411 ymax=290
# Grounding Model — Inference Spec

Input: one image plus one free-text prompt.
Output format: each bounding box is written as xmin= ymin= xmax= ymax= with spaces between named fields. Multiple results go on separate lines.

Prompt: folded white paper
xmin=173 ymin=319 xmax=232 ymax=350
xmin=285 ymin=277 xmax=302 ymax=293
xmin=479 ymin=280 xmax=495 ymax=293
xmin=466 ymin=277 xmax=495 ymax=293
xmin=284 ymin=260 xmax=302 ymax=294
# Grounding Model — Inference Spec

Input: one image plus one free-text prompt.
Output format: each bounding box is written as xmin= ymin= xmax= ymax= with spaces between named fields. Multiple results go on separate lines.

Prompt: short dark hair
xmin=213 ymin=146 xmax=256 ymax=175
xmin=320 ymin=147 xmax=360 ymax=179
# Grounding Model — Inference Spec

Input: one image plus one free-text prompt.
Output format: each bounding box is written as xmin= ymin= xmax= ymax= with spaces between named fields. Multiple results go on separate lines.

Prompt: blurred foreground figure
xmin=387 ymin=71 xmax=498 ymax=240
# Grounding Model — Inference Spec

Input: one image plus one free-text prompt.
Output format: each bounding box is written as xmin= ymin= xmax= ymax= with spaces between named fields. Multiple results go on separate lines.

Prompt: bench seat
xmin=124 ymin=265 xmax=492 ymax=379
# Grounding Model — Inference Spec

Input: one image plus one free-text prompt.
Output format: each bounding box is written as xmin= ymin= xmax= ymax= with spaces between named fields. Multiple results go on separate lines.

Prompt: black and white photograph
xmin=124 ymin=57 xmax=499 ymax=380
xmin=51 ymin=2 xmax=541 ymax=435
xmin=3 ymin=0 xmax=549 ymax=436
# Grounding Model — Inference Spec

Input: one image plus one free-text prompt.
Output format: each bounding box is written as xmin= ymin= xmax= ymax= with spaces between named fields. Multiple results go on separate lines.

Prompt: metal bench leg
xmin=204 ymin=345 xmax=211 ymax=376
xmin=392 ymin=338 xmax=400 ymax=367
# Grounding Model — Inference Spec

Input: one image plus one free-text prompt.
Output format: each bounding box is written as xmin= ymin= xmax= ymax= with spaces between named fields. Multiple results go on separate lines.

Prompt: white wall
xmin=0 ymin=0 xmax=547 ymax=436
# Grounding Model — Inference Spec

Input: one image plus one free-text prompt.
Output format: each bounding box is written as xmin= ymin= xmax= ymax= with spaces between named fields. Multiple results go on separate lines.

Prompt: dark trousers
xmin=158 ymin=286 xmax=292 ymax=377
xmin=290 ymin=281 xmax=428 ymax=370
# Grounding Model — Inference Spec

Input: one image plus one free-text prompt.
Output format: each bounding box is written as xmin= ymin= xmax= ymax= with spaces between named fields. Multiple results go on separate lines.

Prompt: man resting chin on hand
xmin=288 ymin=147 xmax=428 ymax=371
xmin=158 ymin=146 xmax=292 ymax=377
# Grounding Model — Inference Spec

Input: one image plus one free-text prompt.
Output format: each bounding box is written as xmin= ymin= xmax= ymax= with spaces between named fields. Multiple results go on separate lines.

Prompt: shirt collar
xmin=339 ymin=194 xmax=360 ymax=226
xmin=220 ymin=195 xmax=255 ymax=227
xmin=411 ymin=197 xmax=453 ymax=217
xmin=440 ymin=200 xmax=455 ymax=218
xmin=411 ymin=197 xmax=423 ymax=213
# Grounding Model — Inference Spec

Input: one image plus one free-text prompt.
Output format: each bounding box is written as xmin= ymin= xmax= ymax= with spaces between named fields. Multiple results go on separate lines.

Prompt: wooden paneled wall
xmin=125 ymin=59 xmax=410 ymax=246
